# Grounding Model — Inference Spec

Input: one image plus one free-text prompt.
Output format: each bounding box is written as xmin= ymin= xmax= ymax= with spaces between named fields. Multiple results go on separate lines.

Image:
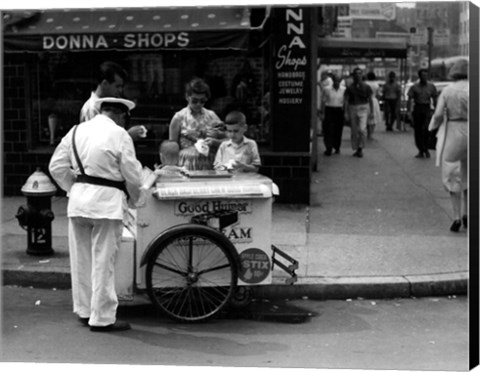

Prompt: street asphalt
xmin=1 ymin=126 xmax=469 ymax=300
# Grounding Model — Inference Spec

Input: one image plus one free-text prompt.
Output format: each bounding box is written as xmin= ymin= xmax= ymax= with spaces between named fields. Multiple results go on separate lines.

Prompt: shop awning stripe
xmin=3 ymin=7 xmax=255 ymax=52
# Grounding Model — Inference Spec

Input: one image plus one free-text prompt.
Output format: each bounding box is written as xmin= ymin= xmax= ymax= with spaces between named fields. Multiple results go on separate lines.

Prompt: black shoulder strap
xmin=71 ymin=125 xmax=130 ymax=199
xmin=72 ymin=125 xmax=85 ymax=175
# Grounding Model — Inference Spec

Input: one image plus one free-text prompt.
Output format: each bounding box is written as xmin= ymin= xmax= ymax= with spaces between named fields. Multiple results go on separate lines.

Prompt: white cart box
xmin=135 ymin=173 xmax=278 ymax=290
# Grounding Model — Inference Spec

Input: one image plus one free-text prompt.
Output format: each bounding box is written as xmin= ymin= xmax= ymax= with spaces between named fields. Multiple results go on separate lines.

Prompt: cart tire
xmin=145 ymin=225 xmax=238 ymax=322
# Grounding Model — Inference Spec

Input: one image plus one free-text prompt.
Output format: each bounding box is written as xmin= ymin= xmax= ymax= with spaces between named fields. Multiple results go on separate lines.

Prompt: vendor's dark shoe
xmin=90 ymin=321 xmax=131 ymax=332
xmin=78 ymin=317 xmax=89 ymax=326
xmin=450 ymin=220 xmax=462 ymax=232
xmin=334 ymin=148 xmax=340 ymax=154
xmin=462 ymin=215 xmax=467 ymax=228
xmin=415 ymin=153 xmax=423 ymax=158
xmin=424 ymin=151 xmax=431 ymax=158
xmin=324 ymin=149 xmax=332 ymax=156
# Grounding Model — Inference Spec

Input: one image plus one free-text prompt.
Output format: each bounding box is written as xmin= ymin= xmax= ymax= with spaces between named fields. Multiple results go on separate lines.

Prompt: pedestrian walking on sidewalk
xmin=382 ymin=71 xmax=402 ymax=131
xmin=365 ymin=71 xmax=382 ymax=140
xmin=428 ymin=58 xmax=469 ymax=232
xmin=320 ymin=74 xmax=345 ymax=155
xmin=407 ymin=69 xmax=438 ymax=159
xmin=344 ymin=67 xmax=374 ymax=158
xmin=49 ymin=97 xmax=145 ymax=332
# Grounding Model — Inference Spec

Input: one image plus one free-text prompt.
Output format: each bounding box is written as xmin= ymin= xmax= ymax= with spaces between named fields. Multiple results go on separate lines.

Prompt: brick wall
xmin=259 ymin=153 xmax=311 ymax=204
xmin=3 ymin=56 xmax=52 ymax=196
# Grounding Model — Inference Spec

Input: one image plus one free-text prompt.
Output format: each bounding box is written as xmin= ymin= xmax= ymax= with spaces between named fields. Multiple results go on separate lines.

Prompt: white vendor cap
xmin=95 ymin=97 xmax=136 ymax=113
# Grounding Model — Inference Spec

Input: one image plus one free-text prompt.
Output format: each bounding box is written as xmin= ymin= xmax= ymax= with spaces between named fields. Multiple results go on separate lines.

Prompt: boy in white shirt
xmin=214 ymin=111 xmax=261 ymax=173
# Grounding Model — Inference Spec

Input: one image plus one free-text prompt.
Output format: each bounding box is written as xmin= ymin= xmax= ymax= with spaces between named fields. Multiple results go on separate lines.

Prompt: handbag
xmin=428 ymin=128 xmax=438 ymax=150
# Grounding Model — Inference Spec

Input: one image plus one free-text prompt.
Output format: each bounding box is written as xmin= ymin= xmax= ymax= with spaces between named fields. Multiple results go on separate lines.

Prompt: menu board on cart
xmin=153 ymin=182 xmax=272 ymax=199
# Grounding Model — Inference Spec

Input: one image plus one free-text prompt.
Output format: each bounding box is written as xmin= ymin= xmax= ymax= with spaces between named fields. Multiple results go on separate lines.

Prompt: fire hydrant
xmin=15 ymin=167 xmax=57 ymax=256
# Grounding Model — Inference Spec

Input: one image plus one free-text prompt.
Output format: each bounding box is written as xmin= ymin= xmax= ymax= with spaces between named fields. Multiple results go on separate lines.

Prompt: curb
xmin=2 ymin=269 xmax=71 ymax=290
xmin=254 ymin=272 xmax=469 ymax=300
xmin=2 ymin=268 xmax=468 ymax=300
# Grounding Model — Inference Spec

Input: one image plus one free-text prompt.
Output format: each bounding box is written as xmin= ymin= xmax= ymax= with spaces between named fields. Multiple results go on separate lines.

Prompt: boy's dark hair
xmin=388 ymin=71 xmax=396 ymax=78
xmin=97 ymin=61 xmax=128 ymax=85
xmin=366 ymin=71 xmax=376 ymax=81
xmin=185 ymin=77 xmax=211 ymax=99
xmin=225 ymin=111 xmax=246 ymax=125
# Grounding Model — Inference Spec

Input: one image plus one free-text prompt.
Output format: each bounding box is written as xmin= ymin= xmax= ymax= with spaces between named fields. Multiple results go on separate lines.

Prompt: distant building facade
xmin=395 ymin=2 xmax=462 ymax=59
xmin=459 ymin=2 xmax=469 ymax=56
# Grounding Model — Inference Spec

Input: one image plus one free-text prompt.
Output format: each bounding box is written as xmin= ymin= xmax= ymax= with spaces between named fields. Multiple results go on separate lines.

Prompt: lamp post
xmin=427 ymin=27 xmax=434 ymax=74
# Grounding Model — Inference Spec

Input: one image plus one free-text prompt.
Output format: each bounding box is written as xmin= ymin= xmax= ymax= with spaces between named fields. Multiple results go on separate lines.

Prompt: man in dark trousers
xmin=320 ymin=74 xmax=345 ymax=155
xmin=406 ymin=68 xmax=438 ymax=158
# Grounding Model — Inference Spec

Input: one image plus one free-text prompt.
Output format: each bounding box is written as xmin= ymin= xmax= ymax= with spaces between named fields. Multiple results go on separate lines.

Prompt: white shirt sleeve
xmin=250 ymin=141 xmax=261 ymax=167
xmin=118 ymin=132 xmax=144 ymax=207
xmin=48 ymin=128 xmax=76 ymax=193
xmin=213 ymin=142 xmax=226 ymax=170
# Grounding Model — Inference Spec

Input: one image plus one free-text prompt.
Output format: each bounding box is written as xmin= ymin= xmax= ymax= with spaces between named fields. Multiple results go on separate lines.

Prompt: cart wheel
xmin=146 ymin=225 xmax=238 ymax=322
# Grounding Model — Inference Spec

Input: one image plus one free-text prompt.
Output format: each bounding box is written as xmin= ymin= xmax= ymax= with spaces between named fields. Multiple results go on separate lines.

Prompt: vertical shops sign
xmin=271 ymin=7 xmax=315 ymax=151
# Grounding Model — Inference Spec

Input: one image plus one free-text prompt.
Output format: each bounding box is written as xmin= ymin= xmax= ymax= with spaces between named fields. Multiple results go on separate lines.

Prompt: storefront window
xmin=30 ymin=50 xmax=270 ymax=151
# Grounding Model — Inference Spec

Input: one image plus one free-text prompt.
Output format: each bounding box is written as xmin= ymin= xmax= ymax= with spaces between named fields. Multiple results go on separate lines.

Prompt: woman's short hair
xmin=185 ymin=78 xmax=211 ymax=98
xmin=366 ymin=71 xmax=376 ymax=81
xmin=448 ymin=58 xmax=468 ymax=80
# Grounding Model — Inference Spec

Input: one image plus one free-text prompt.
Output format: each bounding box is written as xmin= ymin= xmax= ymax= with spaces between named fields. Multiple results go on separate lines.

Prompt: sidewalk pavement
xmin=1 ymin=127 xmax=468 ymax=300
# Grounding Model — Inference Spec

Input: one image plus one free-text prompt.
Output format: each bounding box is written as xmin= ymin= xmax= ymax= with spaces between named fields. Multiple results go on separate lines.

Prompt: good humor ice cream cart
xmin=115 ymin=171 xmax=298 ymax=322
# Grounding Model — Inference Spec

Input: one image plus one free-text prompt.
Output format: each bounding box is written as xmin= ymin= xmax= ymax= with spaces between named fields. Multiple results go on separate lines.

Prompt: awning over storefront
xmin=3 ymin=7 xmax=258 ymax=52
xmin=318 ymin=37 xmax=408 ymax=60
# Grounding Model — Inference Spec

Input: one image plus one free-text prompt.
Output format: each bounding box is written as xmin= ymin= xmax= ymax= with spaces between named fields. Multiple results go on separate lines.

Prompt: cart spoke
xmin=195 ymin=241 xmax=225 ymax=270
xmin=153 ymin=262 xmax=187 ymax=277
xmin=188 ymin=236 xmax=194 ymax=271
xmin=155 ymin=287 xmax=188 ymax=311
xmin=200 ymin=286 xmax=229 ymax=305
xmin=197 ymin=262 xmax=231 ymax=276
xmin=161 ymin=243 xmax=189 ymax=272
xmin=171 ymin=287 xmax=191 ymax=316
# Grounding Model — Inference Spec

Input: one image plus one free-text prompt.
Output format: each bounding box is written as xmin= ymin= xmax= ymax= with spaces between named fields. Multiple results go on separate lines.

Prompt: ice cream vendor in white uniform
xmin=49 ymin=97 xmax=144 ymax=332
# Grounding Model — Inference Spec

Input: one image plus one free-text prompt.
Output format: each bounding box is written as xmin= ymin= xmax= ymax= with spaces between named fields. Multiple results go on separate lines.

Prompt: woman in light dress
xmin=365 ymin=71 xmax=382 ymax=139
xmin=428 ymin=58 xmax=469 ymax=232
xmin=169 ymin=78 xmax=225 ymax=170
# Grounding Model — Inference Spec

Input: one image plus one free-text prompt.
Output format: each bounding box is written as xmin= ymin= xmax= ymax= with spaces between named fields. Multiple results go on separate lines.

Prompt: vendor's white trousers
xmin=68 ymin=217 xmax=123 ymax=326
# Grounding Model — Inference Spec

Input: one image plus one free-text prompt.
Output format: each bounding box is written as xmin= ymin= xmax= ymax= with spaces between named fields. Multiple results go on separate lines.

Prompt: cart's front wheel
xmin=146 ymin=226 xmax=238 ymax=322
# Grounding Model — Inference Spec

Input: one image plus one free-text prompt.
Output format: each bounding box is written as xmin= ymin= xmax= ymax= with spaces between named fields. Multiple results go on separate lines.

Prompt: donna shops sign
xmin=5 ymin=31 xmax=247 ymax=51
xmin=42 ymin=32 xmax=190 ymax=50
